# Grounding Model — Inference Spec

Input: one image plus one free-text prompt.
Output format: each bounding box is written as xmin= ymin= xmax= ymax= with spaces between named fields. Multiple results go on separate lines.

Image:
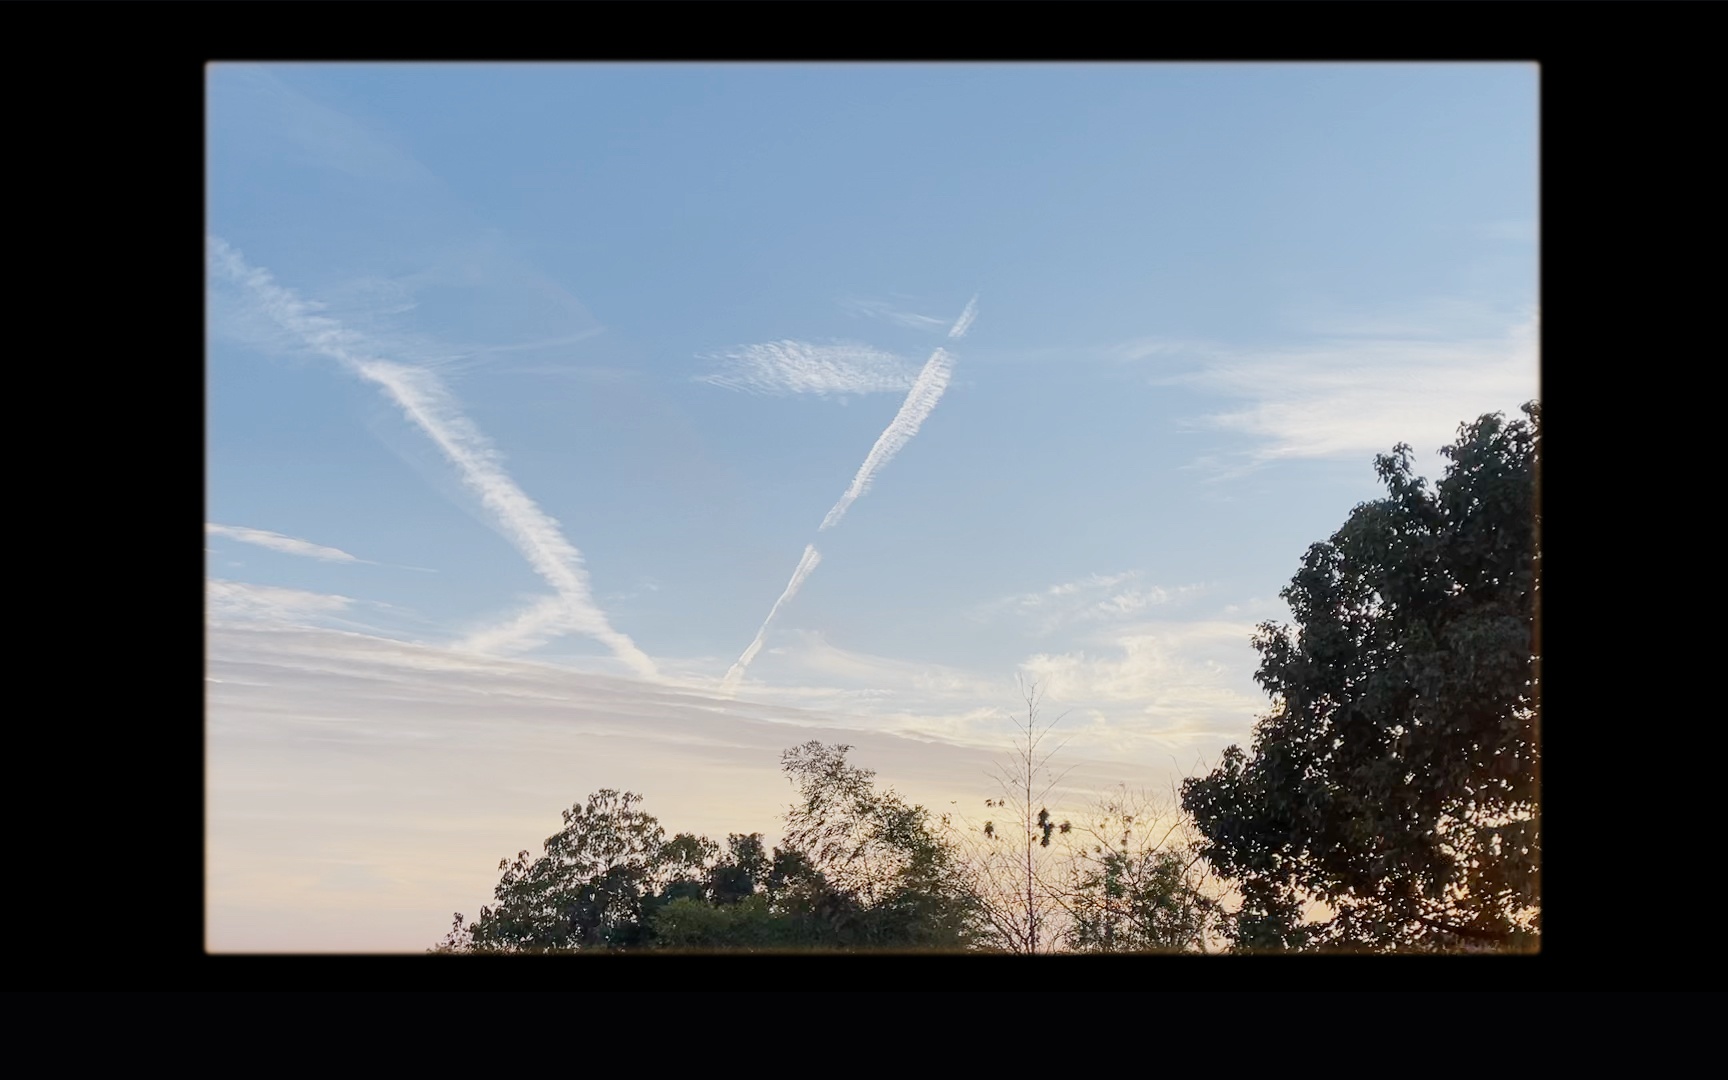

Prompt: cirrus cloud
xmin=207 ymin=579 xmax=354 ymax=625
xmin=207 ymin=523 xmax=363 ymax=563
xmin=697 ymin=341 xmax=917 ymax=397
xmin=1123 ymin=303 xmax=1539 ymax=480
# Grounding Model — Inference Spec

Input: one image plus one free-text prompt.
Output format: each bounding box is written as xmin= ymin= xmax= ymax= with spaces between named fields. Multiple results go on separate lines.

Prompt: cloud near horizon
xmin=1017 ymin=620 xmax=1269 ymax=740
xmin=207 ymin=579 xmax=354 ymax=625
xmin=205 ymin=620 xmax=1038 ymax=953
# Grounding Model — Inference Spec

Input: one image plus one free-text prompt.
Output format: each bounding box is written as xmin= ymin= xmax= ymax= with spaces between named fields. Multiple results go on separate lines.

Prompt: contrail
xmin=819 ymin=294 xmax=975 ymax=531
xmin=948 ymin=293 xmax=979 ymax=340
xmin=719 ymin=543 xmax=821 ymax=695
xmin=819 ymin=346 xmax=952 ymax=531
xmin=208 ymin=235 xmax=658 ymax=680
xmin=722 ymin=296 xmax=977 ymax=694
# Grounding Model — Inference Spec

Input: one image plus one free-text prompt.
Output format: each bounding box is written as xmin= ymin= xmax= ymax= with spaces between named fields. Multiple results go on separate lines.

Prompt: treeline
xmin=434 ymin=738 xmax=1218 ymax=953
xmin=433 ymin=404 xmax=1539 ymax=954
xmin=433 ymin=743 xmax=983 ymax=952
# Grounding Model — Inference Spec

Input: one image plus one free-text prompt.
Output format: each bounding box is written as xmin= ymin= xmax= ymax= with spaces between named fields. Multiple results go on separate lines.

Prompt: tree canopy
xmin=1180 ymin=404 xmax=1540 ymax=952
xmin=434 ymin=742 xmax=981 ymax=952
xmin=1057 ymin=787 xmax=1223 ymax=953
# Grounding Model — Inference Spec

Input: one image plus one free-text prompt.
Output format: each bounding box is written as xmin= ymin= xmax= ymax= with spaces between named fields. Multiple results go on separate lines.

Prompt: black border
xmin=46 ymin=1 xmax=1716 ymax=992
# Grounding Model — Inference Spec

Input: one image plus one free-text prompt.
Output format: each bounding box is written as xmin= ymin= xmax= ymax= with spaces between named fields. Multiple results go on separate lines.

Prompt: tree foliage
xmin=777 ymin=741 xmax=981 ymax=949
xmin=1058 ymin=786 xmax=1224 ymax=953
xmin=1180 ymin=404 xmax=1540 ymax=952
xmin=432 ymin=789 xmax=721 ymax=952
xmin=433 ymin=743 xmax=981 ymax=952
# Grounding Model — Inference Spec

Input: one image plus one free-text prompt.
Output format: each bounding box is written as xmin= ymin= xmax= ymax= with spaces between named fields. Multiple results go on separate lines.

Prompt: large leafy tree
xmin=434 ymin=789 xmax=716 ymax=952
xmin=1181 ymin=404 xmax=1540 ymax=952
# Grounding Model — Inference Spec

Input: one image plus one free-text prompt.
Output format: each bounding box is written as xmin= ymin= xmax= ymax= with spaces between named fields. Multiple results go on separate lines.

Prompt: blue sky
xmin=206 ymin=63 xmax=1537 ymax=951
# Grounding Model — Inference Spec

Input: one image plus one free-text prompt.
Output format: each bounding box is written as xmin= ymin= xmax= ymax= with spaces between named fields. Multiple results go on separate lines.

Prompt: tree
xmin=1057 ymin=784 xmax=1226 ymax=953
xmin=433 ymin=743 xmax=984 ymax=952
xmin=946 ymin=679 xmax=1078 ymax=953
xmin=1180 ymin=404 xmax=1540 ymax=952
xmin=777 ymin=741 xmax=982 ymax=949
xmin=640 ymin=832 xmax=833 ymax=950
xmin=433 ymin=788 xmax=713 ymax=952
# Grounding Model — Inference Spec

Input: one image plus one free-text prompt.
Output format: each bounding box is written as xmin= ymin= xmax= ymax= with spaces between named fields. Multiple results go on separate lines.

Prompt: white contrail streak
xmin=722 ymin=297 xmax=978 ymax=695
xmin=948 ymin=293 xmax=979 ymax=340
xmin=719 ymin=544 xmax=821 ymax=695
xmin=819 ymin=296 xmax=976 ymax=531
xmin=208 ymin=235 xmax=658 ymax=680
xmin=819 ymin=346 xmax=953 ymax=531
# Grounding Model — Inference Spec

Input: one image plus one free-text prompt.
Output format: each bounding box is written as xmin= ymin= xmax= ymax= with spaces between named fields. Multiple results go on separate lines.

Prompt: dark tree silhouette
xmin=1181 ymin=404 xmax=1540 ymax=952
xmin=433 ymin=744 xmax=981 ymax=952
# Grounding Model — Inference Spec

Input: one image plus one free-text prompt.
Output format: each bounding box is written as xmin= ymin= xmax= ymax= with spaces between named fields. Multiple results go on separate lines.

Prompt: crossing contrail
xmin=720 ymin=296 xmax=977 ymax=695
xmin=458 ymin=594 xmax=579 ymax=656
xmin=208 ymin=235 xmax=659 ymax=680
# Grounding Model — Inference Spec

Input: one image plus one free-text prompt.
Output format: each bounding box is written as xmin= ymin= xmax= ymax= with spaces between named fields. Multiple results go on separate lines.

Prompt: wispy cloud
xmin=973 ymin=571 xmax=1134 ymax=624
xmin=208 ymin=235 xmax=657 ymax=680
xmin=697 ymin=340 xmax=917 ymax=397
xmin=840 ymin=297 xmax=951 ymax=333
xmin=455 ymin=594 xmax=578 ymax=656
xmin=207 ymin=579 xmax=354 ymax=625
xmin=765 ymin=630 xmax=1003 ymax=700
xmin=206 ymin=523 xmax=363 ymax=564
xmin=720 ymin=544 xmax=822 ymax=696
xmin=730 ymin=624 xmax=1259 ymax=757
xmin=1136 ymin=305 xmax=1538 ymax=479
xmin=1017 ymin=620 xmax=1268 ymax=740
xmin=207 ymin=619 xmax=1028 ymax=952
xmin=455 ymin=328 xmax=607 ymax=359
xmin=972 ymin=571 xmax=1208 ymax=634
xmin=213 ymin=67 xmax=604 ymax=354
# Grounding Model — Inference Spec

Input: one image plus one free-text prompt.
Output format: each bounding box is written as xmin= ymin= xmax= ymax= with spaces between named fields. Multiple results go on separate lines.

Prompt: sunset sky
xmin=206 ymin=62 xmax=1538 ymax=951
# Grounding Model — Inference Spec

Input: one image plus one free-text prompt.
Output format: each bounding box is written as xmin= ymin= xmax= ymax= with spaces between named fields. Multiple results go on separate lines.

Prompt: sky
xmin=205 ymin=62 xmax=1538 ymax=952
